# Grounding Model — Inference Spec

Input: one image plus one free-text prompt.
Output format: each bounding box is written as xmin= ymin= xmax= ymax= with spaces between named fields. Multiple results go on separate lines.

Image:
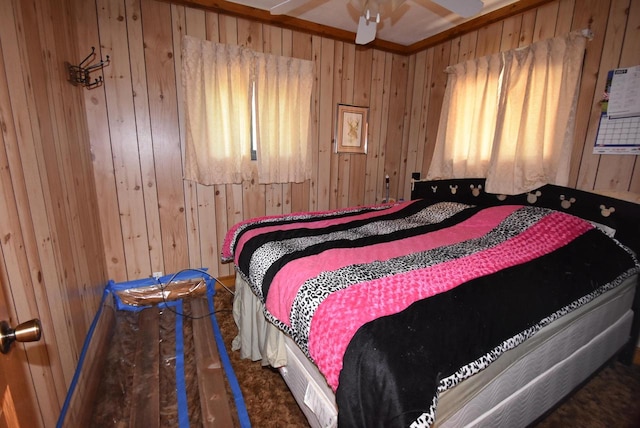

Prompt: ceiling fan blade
xmin=430 ymin=0 xmax=484 ymax=18
xmin=270 ymin=0 xmax=309 ymax=15
xmin=355 ymin=15 xmax=377 ymax=45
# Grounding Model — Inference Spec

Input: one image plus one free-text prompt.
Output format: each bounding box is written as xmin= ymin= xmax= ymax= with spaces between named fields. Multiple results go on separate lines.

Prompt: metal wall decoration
xmin=66 ymin=47 xmax=110 ymax=89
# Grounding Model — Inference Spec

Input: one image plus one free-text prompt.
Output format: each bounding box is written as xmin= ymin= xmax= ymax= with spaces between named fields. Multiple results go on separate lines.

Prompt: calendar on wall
xmin=593 ymin=65 xmax=640 ymax=155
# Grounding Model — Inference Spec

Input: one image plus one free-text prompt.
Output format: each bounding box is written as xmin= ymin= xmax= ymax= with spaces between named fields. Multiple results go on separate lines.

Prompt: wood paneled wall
xmin=0 ymin=0 xmax=107 ymax=426
xmin=405 ymin=0 xmax=640 ymax=198
xmin=80 ymin=0 xmax=639 ymax=285
xmin=1 ymin=0 xmax=638 ymax=425
xmin=78 ymin=0 xmax=410 ymax=282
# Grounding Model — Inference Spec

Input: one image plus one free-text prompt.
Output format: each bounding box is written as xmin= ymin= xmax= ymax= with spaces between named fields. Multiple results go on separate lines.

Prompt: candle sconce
xmin=66 ymin=47 xmax=110 ymax=89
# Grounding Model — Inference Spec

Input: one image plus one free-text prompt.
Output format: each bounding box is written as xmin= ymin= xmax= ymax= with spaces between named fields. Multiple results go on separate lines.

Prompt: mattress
xmin=232 ymin=273 xmax=637 ymax=427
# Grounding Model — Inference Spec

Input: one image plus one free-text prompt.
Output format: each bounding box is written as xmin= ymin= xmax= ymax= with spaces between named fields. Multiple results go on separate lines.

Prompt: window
xmin=182 ymin=35 xmax=313 ymax=185
xmin=251 ymin=82 xmax=257 ymax=161
xmin=427 ymin=31 xmax=589 ymax=195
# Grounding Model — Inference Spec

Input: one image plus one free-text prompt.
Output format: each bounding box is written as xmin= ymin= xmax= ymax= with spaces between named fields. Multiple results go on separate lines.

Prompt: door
xmin=0 ymin=274 xmax=39 ymax=428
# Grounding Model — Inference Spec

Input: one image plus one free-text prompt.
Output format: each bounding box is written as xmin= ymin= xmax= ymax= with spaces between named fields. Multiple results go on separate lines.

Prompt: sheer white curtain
xmin=182 ymin=35 xmax=253 ymax=184
xmin=182 ymin=35 xmax=313 ymax=185
xmin=427 ymin=31 xmax=588 ymax=194
xmin=428 ymin=52 xmax=503 ymax=180
xmin=255 ymin=53 xmax=314 ymax=184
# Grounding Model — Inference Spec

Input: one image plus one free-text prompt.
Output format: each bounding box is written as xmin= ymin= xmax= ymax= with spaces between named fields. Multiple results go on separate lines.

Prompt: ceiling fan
xmin=270 ymin=0 xmax=485 ymax=45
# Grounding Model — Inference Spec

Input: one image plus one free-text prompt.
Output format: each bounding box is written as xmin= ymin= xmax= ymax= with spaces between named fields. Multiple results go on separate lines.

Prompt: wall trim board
xmin=156 ymin=0 xmax=556 ymax=55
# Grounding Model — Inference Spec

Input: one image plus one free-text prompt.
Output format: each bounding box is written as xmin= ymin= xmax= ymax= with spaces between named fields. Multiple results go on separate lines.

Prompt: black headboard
xmin=411 ymin=178 xmax=640 ymax=256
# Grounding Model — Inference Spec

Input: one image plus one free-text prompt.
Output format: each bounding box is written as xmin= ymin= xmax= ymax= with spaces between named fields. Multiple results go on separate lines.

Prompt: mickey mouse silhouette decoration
xmin=527 ymin=190 xmax=542 ymax=204
xmin=599 ymin=205 xmax=616 ymax=217
xmin=560 ymin=195 xmax=576 ymax=209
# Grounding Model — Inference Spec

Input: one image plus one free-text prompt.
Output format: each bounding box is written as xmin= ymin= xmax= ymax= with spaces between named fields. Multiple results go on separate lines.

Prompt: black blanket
xmin=337 ymin=229 xmax=638 ymax=427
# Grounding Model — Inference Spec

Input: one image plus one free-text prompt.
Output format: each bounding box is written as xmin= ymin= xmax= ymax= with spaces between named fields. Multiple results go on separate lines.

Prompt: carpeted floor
xmin=213 ymin=288 xmax=640 ymax=428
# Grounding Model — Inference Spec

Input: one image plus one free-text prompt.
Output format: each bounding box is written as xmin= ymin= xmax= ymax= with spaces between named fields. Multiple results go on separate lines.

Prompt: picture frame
xmin=335 ymin=104 xmax=368 ymax=154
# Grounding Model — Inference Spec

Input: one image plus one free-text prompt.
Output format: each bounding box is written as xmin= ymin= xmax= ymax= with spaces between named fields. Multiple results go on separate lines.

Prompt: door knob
xmin=0 ymin=319 xmax=42 ymax=354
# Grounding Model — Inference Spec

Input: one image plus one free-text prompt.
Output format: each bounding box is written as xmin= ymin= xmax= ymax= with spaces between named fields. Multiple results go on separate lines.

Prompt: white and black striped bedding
xmin=222 ymin=199 xmax=639 ymax=427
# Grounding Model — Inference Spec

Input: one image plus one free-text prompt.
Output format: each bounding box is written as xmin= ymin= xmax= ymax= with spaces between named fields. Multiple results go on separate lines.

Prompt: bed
xmin=223 ymin=178 xmax=640 ymax=428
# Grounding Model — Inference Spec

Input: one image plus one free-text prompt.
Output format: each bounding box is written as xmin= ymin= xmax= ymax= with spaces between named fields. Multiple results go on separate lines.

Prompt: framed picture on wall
xmin=335 ymin=104 xmax=368 ymax=154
